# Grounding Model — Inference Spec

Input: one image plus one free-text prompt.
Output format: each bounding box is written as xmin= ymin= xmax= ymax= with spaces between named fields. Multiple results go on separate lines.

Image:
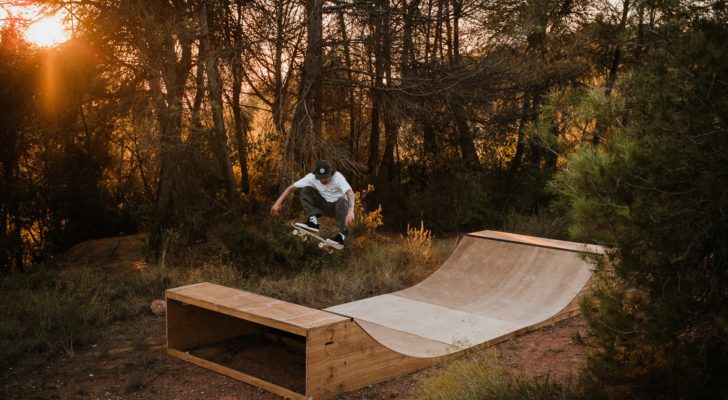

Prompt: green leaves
xmin=550 ymin=11 xmax=728 ymax=399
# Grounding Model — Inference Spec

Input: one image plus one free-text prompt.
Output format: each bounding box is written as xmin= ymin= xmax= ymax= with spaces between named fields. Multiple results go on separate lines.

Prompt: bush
xmin=216 ymin=215 xmax=342 ymax=275
xmin=550 ymin=18 xmax=728 ymax=400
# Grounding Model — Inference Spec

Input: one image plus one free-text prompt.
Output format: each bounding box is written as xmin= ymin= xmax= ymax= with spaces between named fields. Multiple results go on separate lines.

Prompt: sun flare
xmin=25 ymin=13 xmax=70 ymax=47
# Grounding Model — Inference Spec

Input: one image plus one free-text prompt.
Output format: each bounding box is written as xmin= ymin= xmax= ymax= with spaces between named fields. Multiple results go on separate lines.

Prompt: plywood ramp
xmin=166 ymin=230 xmax=603 ymax=399
xmin=325 ymin=230 xmax=602 ymax=357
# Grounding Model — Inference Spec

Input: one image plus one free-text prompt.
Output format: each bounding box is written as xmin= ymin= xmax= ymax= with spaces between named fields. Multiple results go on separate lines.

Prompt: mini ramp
xmin=166 ymin=230 xmax=603 ymax=399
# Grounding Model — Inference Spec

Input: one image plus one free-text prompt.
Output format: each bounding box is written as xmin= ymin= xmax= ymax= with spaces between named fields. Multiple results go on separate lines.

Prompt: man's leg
xmin=296 ymin=187 xmax=328 ymax=232
xmin=333 ymin=197 xmax=350 ymax=235
xmin=300 ymin=186 xmax=325 ymax=217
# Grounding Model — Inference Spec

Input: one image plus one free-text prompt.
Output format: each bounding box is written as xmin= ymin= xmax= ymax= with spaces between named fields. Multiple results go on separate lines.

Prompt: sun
xmin=25 ymin=12 xmax=70 ymax=47
xmin=0 ymin=4 xmax=71 ymax=48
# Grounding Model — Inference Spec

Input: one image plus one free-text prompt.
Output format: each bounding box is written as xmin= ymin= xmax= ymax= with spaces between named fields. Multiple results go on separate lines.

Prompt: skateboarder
xmin=270 ymin=160 xmax=355 ymax=247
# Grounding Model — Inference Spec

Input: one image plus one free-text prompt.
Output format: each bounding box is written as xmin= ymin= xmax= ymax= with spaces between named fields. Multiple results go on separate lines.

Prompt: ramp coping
xmin=468 ymin=230 xmax=606 ymax=254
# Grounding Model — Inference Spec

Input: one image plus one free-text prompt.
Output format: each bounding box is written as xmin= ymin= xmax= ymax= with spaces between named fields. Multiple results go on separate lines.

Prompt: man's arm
xmin=270 ymin=184 xmax=298 ymax=216
xmin=345 ymin=189 xmax=355 ymax=226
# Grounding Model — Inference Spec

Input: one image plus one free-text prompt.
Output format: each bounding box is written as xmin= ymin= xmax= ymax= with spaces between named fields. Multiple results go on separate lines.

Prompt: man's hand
xmin=270 ymin=184 xmax=296 ymax=217
xmin=345 ymin=189 xmax=356 ymax=226
xmin=346 ymin=209 xmax=355 ymax=226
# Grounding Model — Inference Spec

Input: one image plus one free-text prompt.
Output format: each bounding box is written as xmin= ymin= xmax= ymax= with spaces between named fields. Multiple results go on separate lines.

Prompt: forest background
xmin=1 ymin=0 xmax=727 ymax=398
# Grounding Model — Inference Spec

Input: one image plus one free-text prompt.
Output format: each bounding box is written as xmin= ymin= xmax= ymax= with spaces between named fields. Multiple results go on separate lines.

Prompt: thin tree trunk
xmin=12 ymin=212 xmax=22 ymax=272
xmin=231 ymin=58 xmax=251 ymax=194
xmin=289 ymin=0 xmax=324 ymax=170
xmin=368 ymin=90 xmax=381 ymax=175
xmin=272 ymin=0 xmax=287 ymax=137
xmin=507 ymin=94 xmax=531 ymax=181
xmin=423 ymin=116 xmax=436 ymax=159
xmin=148 ymin=26 xmax=192 ymax=260
xmin=450 ymin=0 xmax=478 ymax=169
xmin=593 ymin=0 xmax=630 ymax=146
xmin=337 ymin=11 xmax=357 ymax=157
xmin=231 ymin=2 xmax=250 ymax=194
xmin=149 ymin=76 xmax=183 ymax=261
xmin=378 ymin=93 xmax=398 ymax=183
xmin=200 ymin=1 xmax=239 ymax=213
xmin=367 ymin=0 xmax=387 ymax=176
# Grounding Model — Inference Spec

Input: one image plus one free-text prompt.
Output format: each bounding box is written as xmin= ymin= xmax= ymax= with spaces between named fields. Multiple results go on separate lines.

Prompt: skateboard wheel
xmin=292 ymin=230 xmax=298 ymax=236
xmin=318 ymin=242 xmax=325 ymax=248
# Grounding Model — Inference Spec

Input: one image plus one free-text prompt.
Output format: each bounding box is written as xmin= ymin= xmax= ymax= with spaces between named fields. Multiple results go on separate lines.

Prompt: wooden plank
xmin=327 ymin=294 xmax=522 ymax=347
xmin=306 ymin=320 xmax=434 ymax=399
xmin=167 ymin=283 xmax=347 ymax=336
xmin=468 ymin=230 xmax=606 ymax=254
xmin=167 ymin=348 xmax=306 ymax=400
xmin=353 ymin=320 xmax=459 ymax=357
xmin=166 ymin=298 xmax=259 ymax=350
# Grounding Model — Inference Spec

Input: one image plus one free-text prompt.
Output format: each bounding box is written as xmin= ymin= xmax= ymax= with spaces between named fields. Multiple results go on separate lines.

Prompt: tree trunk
xmin=367 ymin=0 xmax=389 ymax=176
xmin=593 ymin=0 xmax=630 ymax=146
xmin=149 ymin=76 xmax=184 ymax=261
xmin=147 ymin=20 xmax=193 ymax=260
xmin=378 ymin=93 xmax=398 ymax=183
xmin=272 ymin=0 xmax=287 ymax=138
xmin=289 ymin=0 xmax=324 ymax=171
xmin=337 ymin=11 xmax=357 ymax=157
xmin=200 ymin=1 xmax=239 ymax=213
xmin=231 ymin=58 xmax=251 ymax=194
xmin=231 ymin=2 xmax=250 ymax=194
xmin=507 ymin=94 xmax=532 ymax=181
xmin=450 ymin=0 xmax=478 ymax=169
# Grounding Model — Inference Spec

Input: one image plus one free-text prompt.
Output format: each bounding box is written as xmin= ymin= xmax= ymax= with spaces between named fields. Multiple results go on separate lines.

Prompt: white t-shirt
xmin=293 ymin=172 xmax=352 ymax=203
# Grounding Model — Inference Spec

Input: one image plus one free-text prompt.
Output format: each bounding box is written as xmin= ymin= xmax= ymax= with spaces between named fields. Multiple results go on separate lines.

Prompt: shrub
xmin=549 ymin=17 xmax=728 ymax=400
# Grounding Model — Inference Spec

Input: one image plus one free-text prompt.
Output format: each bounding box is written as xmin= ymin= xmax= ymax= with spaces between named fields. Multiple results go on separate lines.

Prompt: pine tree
xmin=551 ymin=10 xmax=728 ymax=399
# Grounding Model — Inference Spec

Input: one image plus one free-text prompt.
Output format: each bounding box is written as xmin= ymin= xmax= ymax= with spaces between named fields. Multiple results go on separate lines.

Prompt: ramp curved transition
xmin=325 ymin=230 xmax=603 ymax=358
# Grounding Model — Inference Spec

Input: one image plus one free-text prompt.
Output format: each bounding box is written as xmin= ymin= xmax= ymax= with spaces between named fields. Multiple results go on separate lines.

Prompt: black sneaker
xmin=294 ymin=216 xmax=319 ymax=232
xmin=326 ymin=233 xmax=345 ymax=248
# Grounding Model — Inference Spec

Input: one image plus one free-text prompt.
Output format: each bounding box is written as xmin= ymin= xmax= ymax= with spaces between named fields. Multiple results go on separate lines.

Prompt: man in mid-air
xmin=270 ymin=160 xmax=355 ymax=247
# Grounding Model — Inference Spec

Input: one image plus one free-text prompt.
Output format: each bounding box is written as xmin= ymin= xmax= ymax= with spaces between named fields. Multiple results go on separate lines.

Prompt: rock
xmin=150 ymin=299 xmax=166 ymax=316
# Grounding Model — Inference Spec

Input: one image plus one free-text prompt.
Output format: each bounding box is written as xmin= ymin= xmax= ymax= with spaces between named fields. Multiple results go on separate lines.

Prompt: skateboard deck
xmin=291 ymin=222 xmax=343 ymax=253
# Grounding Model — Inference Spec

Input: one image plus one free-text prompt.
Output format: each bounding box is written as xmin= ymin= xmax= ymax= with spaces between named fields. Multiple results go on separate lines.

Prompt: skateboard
xmin=291 ymin=223 xmax=343 ymax=253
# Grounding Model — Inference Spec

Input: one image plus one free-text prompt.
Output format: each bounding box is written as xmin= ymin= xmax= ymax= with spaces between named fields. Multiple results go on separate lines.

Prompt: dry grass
xmin=169 ymin=229 xmax=456 ymax=309
xmin=0 ymin=226 xmax=456 ymax=371
xmin=412 ymin=348 xmax=589 ymax=400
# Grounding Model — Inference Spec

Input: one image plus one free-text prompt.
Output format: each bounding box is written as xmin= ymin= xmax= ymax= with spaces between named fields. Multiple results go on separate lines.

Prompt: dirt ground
xmin=0 ymin=235 xmax=591 ymax=399
xmin=0 ymin=314 xmax=589 ymax=400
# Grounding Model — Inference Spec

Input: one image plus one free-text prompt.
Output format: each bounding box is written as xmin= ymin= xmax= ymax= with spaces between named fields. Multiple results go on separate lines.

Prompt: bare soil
xmin=0 ymin=235 xmax=591 ymax=399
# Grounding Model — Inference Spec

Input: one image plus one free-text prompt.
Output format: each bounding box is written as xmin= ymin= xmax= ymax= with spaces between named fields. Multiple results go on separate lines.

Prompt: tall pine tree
xmin=551 ymin=6 xmax=728 ymax=398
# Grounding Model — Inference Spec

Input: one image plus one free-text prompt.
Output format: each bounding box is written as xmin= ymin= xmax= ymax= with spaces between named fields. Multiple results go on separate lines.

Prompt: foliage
xmin=404 ymin=221 xmax=433 ymax=265
xmin=216 ymin=215 xmax=342 ymax=275
xmin=349 ymin=184 xmax=384 ymax=243
xmin=1 ymin=0 xmax=643 ymax=267
xmin=550 ymin=14 xmax=728 ymax=400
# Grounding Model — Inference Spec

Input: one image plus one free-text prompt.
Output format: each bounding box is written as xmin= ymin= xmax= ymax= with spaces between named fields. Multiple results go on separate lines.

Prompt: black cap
xmin=314 ymin=160 xmax=332 ymax=180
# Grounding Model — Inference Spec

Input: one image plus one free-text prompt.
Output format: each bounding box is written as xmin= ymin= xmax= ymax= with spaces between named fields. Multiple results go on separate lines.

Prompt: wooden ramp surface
xmin=324 ymin=230 xmax=602 ymax=357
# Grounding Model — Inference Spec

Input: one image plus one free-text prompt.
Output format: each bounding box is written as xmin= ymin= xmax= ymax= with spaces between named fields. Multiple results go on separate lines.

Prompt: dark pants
xmin=300 ymin=186 xmax=349 ymax=234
